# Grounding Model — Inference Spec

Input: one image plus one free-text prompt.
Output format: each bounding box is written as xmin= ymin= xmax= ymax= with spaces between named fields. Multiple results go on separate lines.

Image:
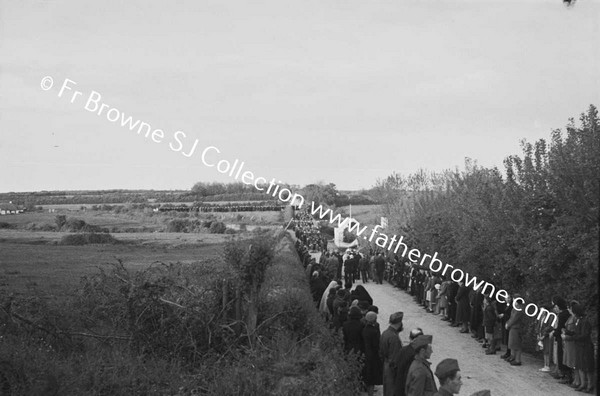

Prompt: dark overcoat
xmin=455 ymin=285 xmax=470 ymax=323
xmin=362 ymin=323 xmax=383 ymax=386
xmin=343 ymin=317 xmax=365 ymax=354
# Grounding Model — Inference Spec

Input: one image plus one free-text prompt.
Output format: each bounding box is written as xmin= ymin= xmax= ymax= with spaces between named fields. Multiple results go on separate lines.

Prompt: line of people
xmin=404 ymin=268 xmax=596 ymax=394
xmin=316 ymin=279 xmax=490 ymax=396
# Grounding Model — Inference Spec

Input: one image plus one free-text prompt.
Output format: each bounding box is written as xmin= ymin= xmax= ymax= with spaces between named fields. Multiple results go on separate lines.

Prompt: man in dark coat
xmin=380 ymin=312 xmax=404 ymax=396
xmin=359 ymin=254 xmax=370 ymax=283
xmin=362 ymin=311 xmax=383 ymax=396
xmin=455 ymin=282 xmax=470 ymax=333
xmin=336 ymin=252 xmax=344 ymax=280
xmin=375 ymin=253 xmax=386 ymax=284
xmin=405 ymin=335 xmax=437 ymax=396
xmin=390 ymin=328 xmax=423 ymax=396
xmin=446 ymin=281 xmax=459 ymax=326
xmin=550 ymin=296 xmax=570 ymax=379
xmin=345 ymin=252 xmax=358 ymax=285
xmin=343 ymin=306 xmax=365 ymax=354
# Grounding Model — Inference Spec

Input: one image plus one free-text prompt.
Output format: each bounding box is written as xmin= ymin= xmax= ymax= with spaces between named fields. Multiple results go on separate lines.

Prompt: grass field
xmin=0 ymin=208 xmax=284 ymax=231
xmin=0 ymin=229 xmax=242 ymax=298
xmin=336 ymin=204 xmax=382 ymax=225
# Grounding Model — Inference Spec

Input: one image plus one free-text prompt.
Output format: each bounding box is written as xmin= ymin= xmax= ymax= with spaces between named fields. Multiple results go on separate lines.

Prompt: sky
xmin=1 ymin=0 xmax=599 ymax=193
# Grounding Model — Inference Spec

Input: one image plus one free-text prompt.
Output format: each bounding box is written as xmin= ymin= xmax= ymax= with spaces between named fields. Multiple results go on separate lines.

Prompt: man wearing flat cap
xmin=405 ymin=335 xmax=437 ymax=396
xmin=380 ymin=312 xmax=404 ymax=396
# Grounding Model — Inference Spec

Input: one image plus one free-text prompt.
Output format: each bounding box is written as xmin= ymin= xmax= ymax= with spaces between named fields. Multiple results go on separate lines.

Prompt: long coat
xmin=405 ymin=356 xmax=437 ymax=396
xmin=455 ymin=285 xmax=470 ymax=323
xmin=362 ymin=323 xmax=383 ymax=386
xmin=380 ymin=326 xmax=403 ymax=396
xmin=391 ymin=344 xmax=416 ymax=396
xmin=506 ymin=307 xmax=525 ymax=351
xmin=568 ymin=316 xmax=595 ymax=372
xmin=438 ymin=281 xmax=449 ymax=309
xmin=343 ymin=317 xmax=365 ymax=354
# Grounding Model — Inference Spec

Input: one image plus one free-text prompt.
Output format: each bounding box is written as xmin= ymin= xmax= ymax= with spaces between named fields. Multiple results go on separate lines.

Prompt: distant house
xmin=0 ymin=202 xmax=19 ymax=215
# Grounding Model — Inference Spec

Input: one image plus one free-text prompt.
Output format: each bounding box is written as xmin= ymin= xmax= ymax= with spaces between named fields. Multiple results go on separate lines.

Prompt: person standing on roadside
xmin=446 ymin=281 xmax=459 ymax=326
xmin=380 ymin=312 xmax=404 ymax=396
xmin=505 ymin=294 xmax=525 ymax=366
xmin=550 ymin=296 xmax=570 ymax=380
xmin=433 ymin=359 xmax=462 ymax=396
xmin=391 ymin=328 xmax=423 ymax=396
xmin=498 ymin=294 xmax=512 ymax=359
xmin=375 ymin=253 xmax=386 ymax=284
xmin=455 ymin=282 xmax=470 ymax=333
xmin=405 ymin=335 xmax=437 ymax=396
xmin=360 ymin=253 xmax=370 ymax=283
xmin=363 ymin=312 xmax=384 ymax=396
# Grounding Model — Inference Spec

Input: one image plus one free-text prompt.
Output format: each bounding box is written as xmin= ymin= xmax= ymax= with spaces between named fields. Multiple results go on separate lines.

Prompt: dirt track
xmin=360 ymin=281 xmax=584 ymax=396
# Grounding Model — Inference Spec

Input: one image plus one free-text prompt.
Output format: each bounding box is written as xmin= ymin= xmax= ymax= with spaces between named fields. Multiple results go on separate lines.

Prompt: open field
xmin=0 ymin=208 xmax=284 ymax=230
xmin=0 ymin=211 xmax=162 ymax=230
xmin=336 ymin=204 xmax=382 ymax=225
xmin=0 ymin=229 xmax=245 ymax=298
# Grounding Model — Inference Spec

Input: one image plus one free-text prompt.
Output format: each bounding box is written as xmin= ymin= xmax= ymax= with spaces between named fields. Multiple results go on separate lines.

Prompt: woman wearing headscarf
xmin=319 ymin=280 xmax=339 ymax=318
xmin=343 ymin=306 xmax=365 ymax=355
xmin=362 ymin=312 xmax=383 ymax=396
xmin=352 ymin=284 xmax=374 ymax=306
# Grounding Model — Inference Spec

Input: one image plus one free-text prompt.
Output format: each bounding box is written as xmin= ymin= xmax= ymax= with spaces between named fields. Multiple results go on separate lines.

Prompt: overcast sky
xmin=1 ymin=0 xmax=599 ymax=193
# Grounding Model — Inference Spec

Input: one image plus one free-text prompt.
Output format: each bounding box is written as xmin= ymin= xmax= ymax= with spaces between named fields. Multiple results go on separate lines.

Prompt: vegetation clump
xmin=0 ymin=232 xmax=361 ymax=395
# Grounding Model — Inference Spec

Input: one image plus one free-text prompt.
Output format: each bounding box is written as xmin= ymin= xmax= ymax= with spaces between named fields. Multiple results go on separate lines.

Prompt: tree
xmin=301 ymin=182 xmax=339 ymax=207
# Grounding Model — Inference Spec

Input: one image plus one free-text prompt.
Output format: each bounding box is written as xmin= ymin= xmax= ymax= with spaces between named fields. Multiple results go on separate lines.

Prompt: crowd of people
xmin=398 ymin=268 xmax=597 ymax=394
xmin=291 ymin=218 xmax=490 ymax=396
xmin=311 ymin=272 xmax=491 ymax=396
xmin=291 ymin=210 xmax=595 ymax=395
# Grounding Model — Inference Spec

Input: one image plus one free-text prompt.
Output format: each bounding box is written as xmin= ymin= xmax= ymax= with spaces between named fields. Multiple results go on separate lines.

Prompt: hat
xmin=434 ymin=358 xmax=460 ymax=379
xmin=365 ymin=311 xmax=377 ymax=323
xmin=411 ymin=334 xmax=433 ymax=350
xmin=389 ymin=312 xmax=404 ymax=324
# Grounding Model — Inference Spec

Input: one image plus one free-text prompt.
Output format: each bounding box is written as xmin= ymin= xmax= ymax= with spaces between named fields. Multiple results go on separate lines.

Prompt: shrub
xmin=166 ymin=219 xmax=188 ymax=233
xmin=0 ymin=222 xmax=14 ymax=229
xmin=55 ymin=215 xmax=67 ymax=230
xmin=59 ymin=233 xmax=119 ymax=245
xmin=209 ymin=221 xmax=226 ymax=234
xmin=38 ymin=223 xmax=57 ymax=231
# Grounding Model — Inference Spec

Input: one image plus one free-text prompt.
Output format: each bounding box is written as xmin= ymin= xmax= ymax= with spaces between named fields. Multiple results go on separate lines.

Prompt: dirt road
xmin=360 ymin=281 xmax=583 ymax=396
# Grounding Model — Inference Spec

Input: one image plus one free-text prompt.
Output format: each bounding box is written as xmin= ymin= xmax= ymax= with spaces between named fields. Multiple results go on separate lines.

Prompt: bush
xmin=0 ymin=232 xmax=361 ymax=395
xmin=166 ymin=219 xmax=188 ymax=233
xmin=59 ymin=233 xmax=120 ymax=245
xmin=0 ymin=222 xmax=14 ymax=229
xmin=209 ymin=221 xmax=226 ymax=234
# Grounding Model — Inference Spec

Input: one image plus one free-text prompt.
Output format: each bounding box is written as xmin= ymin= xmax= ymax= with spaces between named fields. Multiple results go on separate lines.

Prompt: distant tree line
xmin=378 ymin=105 xmax=599 ymax=327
